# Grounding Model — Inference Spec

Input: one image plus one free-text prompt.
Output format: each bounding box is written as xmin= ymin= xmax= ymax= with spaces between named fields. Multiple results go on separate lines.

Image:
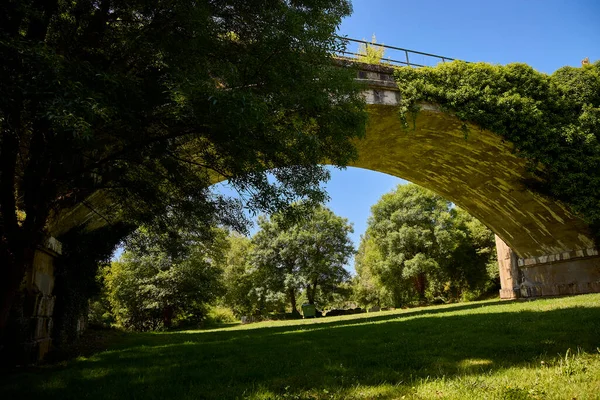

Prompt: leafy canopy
xmin=104 ymin=229 xmax=228 ymax=331
xmin=251 ymin=204 xmax=354 ymax=313
xmin=0 ymin=0 xmax=366 ymax=331
xmin=355 ymin=184 xmax=497 ymax=307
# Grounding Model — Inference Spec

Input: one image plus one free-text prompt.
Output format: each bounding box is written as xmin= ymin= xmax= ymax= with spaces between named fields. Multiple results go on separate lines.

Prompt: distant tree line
xmin=91 ymin=186 xmax=498 ymax=331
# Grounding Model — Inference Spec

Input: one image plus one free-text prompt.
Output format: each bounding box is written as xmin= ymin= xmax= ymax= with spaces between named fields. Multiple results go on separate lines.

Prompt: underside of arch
xmin=352 ymin=104 xmax=595 ymax=259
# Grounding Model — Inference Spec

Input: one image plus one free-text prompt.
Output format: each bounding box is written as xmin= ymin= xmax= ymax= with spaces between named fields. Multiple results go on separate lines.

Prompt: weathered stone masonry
xmin=495 ymin=235 xmax=600 ymax=299
xmin=11 ymin=238 xmax=61 ymax=363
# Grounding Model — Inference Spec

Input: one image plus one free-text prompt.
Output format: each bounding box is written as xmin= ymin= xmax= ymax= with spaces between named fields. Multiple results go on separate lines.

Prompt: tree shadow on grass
xmin=77 ymin=300 xmax=517 ymax=351
xmin=2 ymin=300 xmax=600 ymax=399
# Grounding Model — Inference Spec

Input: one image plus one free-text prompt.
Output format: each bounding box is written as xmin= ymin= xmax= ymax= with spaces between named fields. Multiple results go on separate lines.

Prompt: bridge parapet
xmin=354 ymin=63 xmax=400 ymax=106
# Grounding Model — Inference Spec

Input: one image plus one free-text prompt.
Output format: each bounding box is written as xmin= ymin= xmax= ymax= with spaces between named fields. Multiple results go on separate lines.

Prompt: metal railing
xmin=336 ymin=36 xmax=459 ymax=68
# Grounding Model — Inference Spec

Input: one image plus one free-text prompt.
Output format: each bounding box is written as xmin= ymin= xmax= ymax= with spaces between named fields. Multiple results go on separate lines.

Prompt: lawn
xmin=2 ymin=294 xmax=600 ymax=399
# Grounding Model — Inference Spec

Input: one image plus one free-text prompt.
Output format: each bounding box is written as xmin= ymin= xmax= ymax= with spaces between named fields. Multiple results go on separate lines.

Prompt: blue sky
xmin=213 ymin=0 xmax=599 ymax=273
xmin=340 ymin=0 xmax=599 ymax=73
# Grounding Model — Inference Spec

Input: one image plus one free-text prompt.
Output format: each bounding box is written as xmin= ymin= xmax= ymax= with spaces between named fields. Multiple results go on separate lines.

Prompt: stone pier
xmin=11 ymin=238 xmax=61 ymax=364
xmin=495 ymin=236 xmax=520 ymax=299
xmin=496 ymin=235 xmax=600 ymax=299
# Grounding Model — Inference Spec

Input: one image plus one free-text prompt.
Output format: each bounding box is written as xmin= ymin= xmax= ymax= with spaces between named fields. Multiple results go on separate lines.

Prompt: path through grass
xmin=2 ymin=295 xmax=600 ymax=399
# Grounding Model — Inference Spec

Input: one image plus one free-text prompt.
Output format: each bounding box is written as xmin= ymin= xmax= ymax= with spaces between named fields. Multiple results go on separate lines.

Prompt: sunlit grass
xmin=2 ymin=294 xmax=600 ymax=399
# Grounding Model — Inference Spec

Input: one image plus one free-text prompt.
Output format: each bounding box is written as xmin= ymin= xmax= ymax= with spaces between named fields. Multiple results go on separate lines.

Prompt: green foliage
xmin=250 ymin=205 xmax=355 ymax=314
xmin=3 ymin=294 xmax=600 ymax=399
xmin=357 ymin=34 xmax=385 ymax=65
xmin=104 ymin=230 xmax=227 ymax=331
xmin=354 ymin=184 xmax=497 ymax=307
xmin=205 ymin=306 xmax=238 ymax=326
xmin=394 ymin=60 xmax=600 ymax=240
xmin=0 ymin=0 xmax=367 ymax=336
xmin=52 ymin=223 xmax=132 ymax=345
xmin=353 ymin=235 xmax=395 ymax=308
xmin=87 ymin=295 xmax=114 ymax=329
xmin=220 ymin=233 xmax=266 ymax=316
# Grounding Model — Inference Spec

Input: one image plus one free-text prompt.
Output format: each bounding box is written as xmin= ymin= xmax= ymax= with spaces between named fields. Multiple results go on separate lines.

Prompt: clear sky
xmin=211 ymin=0 xmax=599 ymax=273
xmin=339 ymin=0 xmax=599 ymax=73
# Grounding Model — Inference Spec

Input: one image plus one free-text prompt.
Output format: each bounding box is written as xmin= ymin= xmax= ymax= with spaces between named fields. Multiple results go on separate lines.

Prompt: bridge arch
xmin=352 ymin=104 xmax=594 ymax=259
xmin=354 ymin=63 xmax=596 ymax=262
xmin=48 ymin=61 xmax=600 ymax=298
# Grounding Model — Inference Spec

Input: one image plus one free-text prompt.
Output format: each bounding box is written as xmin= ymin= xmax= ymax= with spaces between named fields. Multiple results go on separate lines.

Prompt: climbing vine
xmin=394 ymin=60 xmax=600 ymax=241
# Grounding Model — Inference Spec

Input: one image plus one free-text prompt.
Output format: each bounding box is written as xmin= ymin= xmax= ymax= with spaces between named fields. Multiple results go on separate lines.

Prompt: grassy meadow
xmin=2 ymin=294 xmax=600 ymax=399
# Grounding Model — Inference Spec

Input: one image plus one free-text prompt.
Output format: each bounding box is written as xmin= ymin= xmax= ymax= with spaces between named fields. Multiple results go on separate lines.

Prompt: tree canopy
xmin=354 ymin=184 xmax=497 ymax=307
xmin=0 ymin=0 xmax=366 ymax=334
xmin=251 ymin=205 xmax=354 ymax=314
xmin=104 ymin=229 xmax=228 ymax=330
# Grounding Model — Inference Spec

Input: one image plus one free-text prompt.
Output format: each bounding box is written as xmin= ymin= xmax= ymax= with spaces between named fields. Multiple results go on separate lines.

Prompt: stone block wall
xmin=519 ymin=256 xmax=600 ymax=297
xmin=16 ymin=243 xmax=60 ymax=363
xmin=496 ymin=235 xmax=600 ymax=300
xmin=495 ymin=236 xmax=520 ymax=299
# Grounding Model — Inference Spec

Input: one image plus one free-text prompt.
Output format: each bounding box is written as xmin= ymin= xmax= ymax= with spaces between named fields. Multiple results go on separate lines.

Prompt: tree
xmin=357 ymin=184 xmax=496 ymax=306
xmin=104 ymin=229 xmax=227 ymax=330
xmin=221 ymin=233 xmax=258 ymax=316
xmin=357 ymin=34 xmax=385 ymax=65
xmin=443 ymin=208 xmax=498 ymax=298
xmin=291 ymin=206 xmax=355 ymax=305
xmin=353 ymin=234 xmax=394 ymax=308
xmin=367 ymin=184 xmax=452 ymax=303
xmin=0 ymin=0 xmax=366 ymax=336
xmin=251 ymin=205 xmax=354 ymax=314
xmin=250 ymin=214 xmax=304 ymax=315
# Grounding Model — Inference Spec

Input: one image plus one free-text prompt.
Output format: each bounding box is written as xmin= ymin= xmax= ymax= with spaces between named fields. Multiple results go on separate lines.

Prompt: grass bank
xmin=2 ymin=294 xmax=600 ymax=399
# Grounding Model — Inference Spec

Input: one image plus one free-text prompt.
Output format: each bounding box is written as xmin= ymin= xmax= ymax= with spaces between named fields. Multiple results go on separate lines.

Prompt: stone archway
xmin=49 ymin=62 xmax=600 ymax=300
xmin=353 ymin=62 xmax=600 ymax=299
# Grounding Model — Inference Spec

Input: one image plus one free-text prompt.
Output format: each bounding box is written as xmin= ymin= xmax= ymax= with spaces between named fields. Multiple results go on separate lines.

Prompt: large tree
xmin=367 ymin=184 xmax=453 ymax=302
xmin=357 ymin=184 xmax=496 ymax=306
xmin=251 ymin=205 xmax=354 ymax=314
xmin=104 ymin=229 xmax=228 ymax=330
xmin=0 ymin=0 xmax=366 ymax=334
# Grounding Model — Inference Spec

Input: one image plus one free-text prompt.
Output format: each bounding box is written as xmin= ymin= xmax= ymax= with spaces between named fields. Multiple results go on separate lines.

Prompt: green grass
xmin=2 ymin=295 xmax=600 ymax=399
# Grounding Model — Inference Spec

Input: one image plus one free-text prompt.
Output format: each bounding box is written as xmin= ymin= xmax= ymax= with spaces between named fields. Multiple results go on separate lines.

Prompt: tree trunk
xmin=162 ymin=305 xmax=174 ymax=328
xmin=415 ymin=272 xmax=427 ymax=302
xmin=289 ymin=288 xmax=299 ymax=316
xmin=307 ymin=278 xmax=319 ymax=305
xmin=417 ymin=272 xmax=427 ymax=301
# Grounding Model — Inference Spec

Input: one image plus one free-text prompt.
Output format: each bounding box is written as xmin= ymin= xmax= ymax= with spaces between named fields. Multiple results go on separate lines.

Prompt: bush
xmin=205 ymin=306 xmax=238 ymax=325
xmin=88 ymin=298 xmax=115 ymax=329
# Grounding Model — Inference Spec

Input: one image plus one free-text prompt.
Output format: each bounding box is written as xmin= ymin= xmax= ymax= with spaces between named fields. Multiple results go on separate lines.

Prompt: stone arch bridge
xmin=20 ymin=58 xmax=600 ymax=362
xmin=350 ymin=61 xmax=600 ymax=299
xmin=49 ymin=61 xmax=600 ymax=301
